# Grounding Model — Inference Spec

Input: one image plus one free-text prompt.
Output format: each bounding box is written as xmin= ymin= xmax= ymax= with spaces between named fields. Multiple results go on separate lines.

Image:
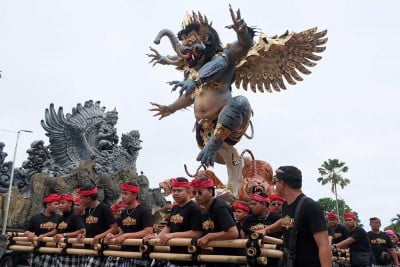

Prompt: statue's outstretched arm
xmin=149 ymin=95 xmax=194 ymax=120
xmin=147 ymin=47 xmax=181 ymax=67
xmin=225 ymin=5 xmax=255 ymax=62
xmin=169 ymin=54 xmax=229 ymax=97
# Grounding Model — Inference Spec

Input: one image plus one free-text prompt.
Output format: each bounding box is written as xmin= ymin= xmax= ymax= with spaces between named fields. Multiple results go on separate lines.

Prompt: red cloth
xmin=76 ymin=187 xmax=98 ymax=197
xmin=249 ymin=193 xmax=269 ymax=203
xmin=232 ymin=202 xmax=250 ymax=213
xmin=73 ymin=197 xmax=81 ymax=203
xmin=343 ymin=212 xmax=357 ymax=220
xmin=43 ymin=194 xmax=61 ymax=203
xmin=60 ymin=194 xmax=74 ymax=202
xmin=191 ymin=178 xmax=214 ymax=189
xmin=111 ymin=203 xmax=127 ymax=213
xmin=269 ymin=194 xmax=285 ymax=202
xmin=121 ymin=183 xmax=140 ymax=193
xmin=171 ymin=179 xmax=190 ymax=188
xmin=326 ymin=212 xmax=339 ymax=220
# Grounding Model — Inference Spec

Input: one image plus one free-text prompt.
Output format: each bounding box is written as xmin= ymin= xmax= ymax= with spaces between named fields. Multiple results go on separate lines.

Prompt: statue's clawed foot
xmin=196 ymin=136 xmax=223 ymax=167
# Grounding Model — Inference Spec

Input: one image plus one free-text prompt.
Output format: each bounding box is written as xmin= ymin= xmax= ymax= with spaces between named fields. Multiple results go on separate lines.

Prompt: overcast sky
xmin=1 ymin=0 xmax=399 ymax=228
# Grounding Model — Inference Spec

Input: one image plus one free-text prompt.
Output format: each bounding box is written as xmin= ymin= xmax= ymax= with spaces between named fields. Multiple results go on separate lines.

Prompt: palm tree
xmin=391 ymin=214 xmax=400 ymax=227
xmin=317 ymin=159 xmax=350 ymax=217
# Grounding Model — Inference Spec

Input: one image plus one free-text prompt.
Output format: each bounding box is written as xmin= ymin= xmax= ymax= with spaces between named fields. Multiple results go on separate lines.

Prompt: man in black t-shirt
xmin=192 ymin=176 xmax=245 ymax=267
xmin=24 ymin=193 xmax=61 ymax=267
xmin=242 ymin=192 xmax=281 ymax=267
xmin=51 ymin=194 xmax=86 ymax=267
xmin=367 ymin=217 xmax=398 ymax=267
xmin=231 ymin=202 xmax=250 ymax=238
xmin=148 ymin=177 xmax=203 ymax=267
xmin=78 ymin=185 xmax=117 ymax=267
xmin=327 ymin=212 xmax=349 ymax=244
xmin=264 ymin=166 xmax=332 ymax=267
xmin=335 ymin=212 xmax=372 ymax=267
xmin=104 ymin=181 xmax=153 ymax=267
xmin=326 ymin=212 xmax=349 ymax=267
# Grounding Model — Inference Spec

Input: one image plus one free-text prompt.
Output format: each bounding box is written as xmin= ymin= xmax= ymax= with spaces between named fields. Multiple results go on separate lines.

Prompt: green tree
xmin=317 ymin=159 xmax=350 ymax=218
xmin=317 ymin=197 xmax=363 ymax=226
xmin=317 ymin=197 xmax=351 ymax=215
xmin=385 ymin=214 xmax=400 ymax=232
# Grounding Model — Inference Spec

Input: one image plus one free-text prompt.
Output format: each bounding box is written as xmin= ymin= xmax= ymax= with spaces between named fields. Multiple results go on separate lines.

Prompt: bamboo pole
xmin=147 ymin=238 xmax=192 ymax=247
xmin=104 ymin=238 xmax=143 ymax=246
xmin=263 ymin=235 xmax=283 ymax=245
xmin=263 ymin=244 xmax=277 ymax=249
xmin=259 ymin=248 xmax=283 ymax=258
xmin=6 ymin=232 xmax=25 ymax=238
xmin=14 ymin=241 xmax=34 ymax=246
xmin=9 ymin=243 xmax=274 ymax=264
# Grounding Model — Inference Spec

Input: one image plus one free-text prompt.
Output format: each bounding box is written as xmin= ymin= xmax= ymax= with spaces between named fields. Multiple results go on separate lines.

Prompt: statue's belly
xmin=193 ymin=88 xmax=231 ymax=120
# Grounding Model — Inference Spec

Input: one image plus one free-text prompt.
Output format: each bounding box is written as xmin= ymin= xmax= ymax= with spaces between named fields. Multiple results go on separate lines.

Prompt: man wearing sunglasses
xmin=268 ymin=194 xmax=285 ymax=215
xmin=192 ymin=177 xmax=245 ymax=267
xmin=262 ymin=166 xmax=332 ymax=267
xmin=153 ymin=177 xmax=204 ymax=267
xmin=242 ymin=192 xmax=282 ymax=267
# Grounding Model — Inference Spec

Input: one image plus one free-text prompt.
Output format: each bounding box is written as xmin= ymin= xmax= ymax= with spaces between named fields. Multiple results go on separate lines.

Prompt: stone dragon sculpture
xmin=148 ymin=5 xmax=327 ymax=193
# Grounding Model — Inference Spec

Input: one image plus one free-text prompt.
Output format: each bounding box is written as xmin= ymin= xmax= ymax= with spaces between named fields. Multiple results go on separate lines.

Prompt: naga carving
xmin=149 ymin=5 xmax=327 ymax=192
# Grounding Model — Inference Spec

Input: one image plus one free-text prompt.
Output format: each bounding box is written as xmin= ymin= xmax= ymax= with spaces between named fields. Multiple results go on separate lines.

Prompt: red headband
xmin=76 ymin=187 xmax=98 ymax=197
xmin=269 ymin=194 xmax=285 ymax=202
xmin=60 ymin=194 xmax=75 ymax=202
xmin=43 ymin=194 xmax=61 ymax=203
xmin=343 ymin=212 xmax=357 ymax=220
xmin=171 ymin=179 xmax=190 ymax=188
xmin=121 ymin=183 xmax=140 ymax=193
xmin=232 ymin=202 xmax=250 ymax=213
xmin=111 ymin=203 xmax=127 ymax=213
xmin=326 ymin=212 xmax=339 ymax=220
xmin=249 ymin=194 xmax=269 ymax=203
xmin=191 ymin=178 xmax=214 ymax=189
xmin=73 ymin=197 xmax=81 ymax=203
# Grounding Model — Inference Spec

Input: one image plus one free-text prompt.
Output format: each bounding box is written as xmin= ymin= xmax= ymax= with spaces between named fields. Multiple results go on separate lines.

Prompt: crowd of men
xmin=23 ymin=165 xmax=399 ymax=267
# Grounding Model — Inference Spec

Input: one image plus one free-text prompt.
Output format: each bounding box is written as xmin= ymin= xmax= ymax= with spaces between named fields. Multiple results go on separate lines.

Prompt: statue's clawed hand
xmin=147 ymin=47 xmax=168 ymax=66
xmin=225 ymin=4 xmax=247 ymax=34
xmin=168 ymin=80 xmax=197 ymax=97
xmin=149 ymin=102 xmax=173 ymax=120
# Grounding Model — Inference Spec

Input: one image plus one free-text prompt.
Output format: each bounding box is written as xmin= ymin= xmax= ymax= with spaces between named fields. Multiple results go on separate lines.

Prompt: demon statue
xmin=148 ymin=5 xmax=327 ymax=192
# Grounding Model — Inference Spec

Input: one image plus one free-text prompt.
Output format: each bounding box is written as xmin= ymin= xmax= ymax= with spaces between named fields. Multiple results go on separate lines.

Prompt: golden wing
xmin=234 ymin=27 xmax=327 ymax=93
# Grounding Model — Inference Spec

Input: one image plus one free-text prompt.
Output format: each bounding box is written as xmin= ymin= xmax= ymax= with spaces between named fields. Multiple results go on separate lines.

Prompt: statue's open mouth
xmin=251 ymin=185 xmax=265 ymax=194
xmin=178 ymin=45 xmax=204 ymax=68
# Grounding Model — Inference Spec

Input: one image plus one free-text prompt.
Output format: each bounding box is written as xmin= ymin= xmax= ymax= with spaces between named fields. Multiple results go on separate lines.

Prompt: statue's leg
xmin=216 ymin=143 xmax=243 ymax=196
xmin=196 ymin=95 xmax=252 ymax=166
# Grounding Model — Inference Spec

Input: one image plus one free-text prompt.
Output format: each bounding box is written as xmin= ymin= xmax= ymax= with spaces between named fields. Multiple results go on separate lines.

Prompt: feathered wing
xmin=234 ymin=27 xmax=328 ymax=93
xmin=40 ymin=101 xmax=104 ymax=168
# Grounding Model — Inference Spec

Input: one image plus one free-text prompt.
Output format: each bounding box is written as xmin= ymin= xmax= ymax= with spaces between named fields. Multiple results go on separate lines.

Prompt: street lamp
xmin=1 ymin=129 xmax=32 ymax=235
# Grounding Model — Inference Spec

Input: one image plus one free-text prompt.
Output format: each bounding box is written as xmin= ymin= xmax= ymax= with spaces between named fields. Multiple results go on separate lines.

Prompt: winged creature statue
xmin=41 ymin=100 xmax=142 ymax=175
xmin=148 ymin=5 xmax=327 ymax=192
